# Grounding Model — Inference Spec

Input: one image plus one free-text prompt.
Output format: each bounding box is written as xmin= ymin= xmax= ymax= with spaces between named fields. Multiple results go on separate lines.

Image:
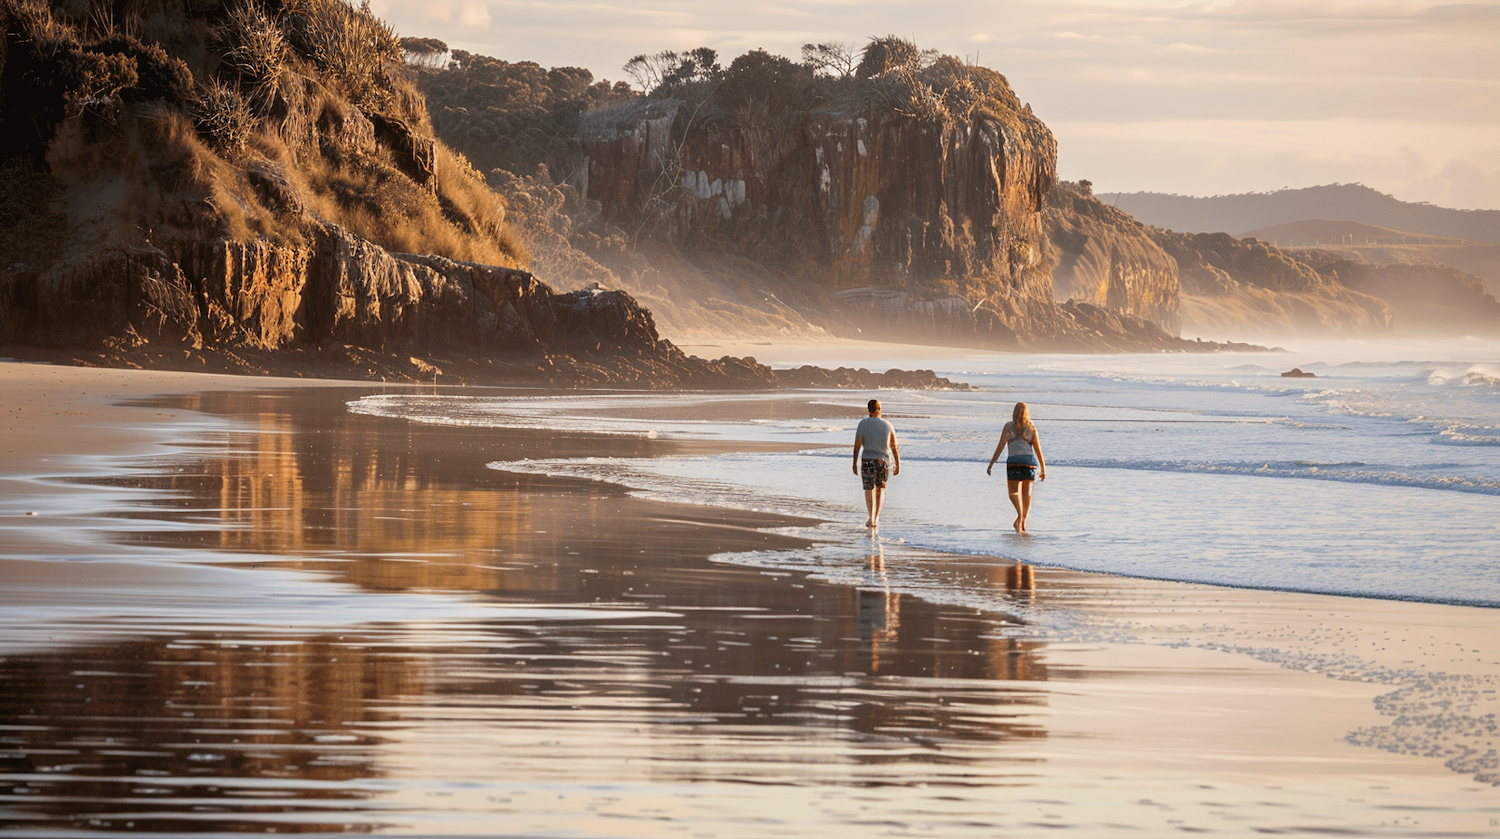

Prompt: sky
xmin=369 ymin=0 xmax=1500 ymax=211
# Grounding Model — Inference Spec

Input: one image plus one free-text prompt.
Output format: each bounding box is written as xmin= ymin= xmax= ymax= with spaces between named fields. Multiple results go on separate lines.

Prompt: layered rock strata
xmin=0 ymin=224 xmax=966 ymax=388
xmin=1043 ymin=181 xmax=1180 ymax=333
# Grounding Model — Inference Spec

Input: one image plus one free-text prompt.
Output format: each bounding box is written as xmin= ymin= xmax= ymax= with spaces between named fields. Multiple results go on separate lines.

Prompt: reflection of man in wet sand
xmin=853 ymin=399 xmax=900 ymax=528
xmin=859 ymin=538 xmax=900 ymax=672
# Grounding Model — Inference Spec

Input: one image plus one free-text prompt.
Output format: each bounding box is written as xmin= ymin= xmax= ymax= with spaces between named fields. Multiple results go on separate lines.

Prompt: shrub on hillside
xmin=92 ymin=34 xmax=196 ymax=104
xmin=855 ymin=36 xmax=922 ymax=79
xmin=0 ymin=0 xmax=526 ymax=271
xmin=716 ymin=49 xmax=814 ymax=115
xmin=193 ymin=80 xmax=256 ymax=153
xmin=281 ymin=0 xmax=402 ymax=113
xmin=216 ymin=0 xmax=290 ymax=113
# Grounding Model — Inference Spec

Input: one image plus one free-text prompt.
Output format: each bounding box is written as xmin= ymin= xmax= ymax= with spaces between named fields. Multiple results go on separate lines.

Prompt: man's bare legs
xmin=1007 ymin=479 xmax=1033 ymax=533
xmin=865 ymin=486 xmax=885 ymax=528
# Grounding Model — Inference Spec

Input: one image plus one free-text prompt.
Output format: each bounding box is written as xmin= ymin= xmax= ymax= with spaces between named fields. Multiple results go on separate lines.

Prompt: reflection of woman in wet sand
xmin=986 ymin=402 xmax=1046 ymax=534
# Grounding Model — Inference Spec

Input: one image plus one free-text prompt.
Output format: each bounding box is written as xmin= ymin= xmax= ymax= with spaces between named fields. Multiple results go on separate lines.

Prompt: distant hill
xmin=1098 ymin=184 xmax=1500 ymax=246
xmin=1242 ymin=219 xmax=1473 ymax=248
xmin=1242 ymin=219 xmax=1500 ymax=298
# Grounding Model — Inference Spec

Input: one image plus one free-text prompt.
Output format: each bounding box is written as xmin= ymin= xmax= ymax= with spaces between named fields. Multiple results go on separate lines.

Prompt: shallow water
xmin=353 ymin=340 xmax=1500 ymax=606
xmin=3 ymin=341 xmax=1499 ymax=836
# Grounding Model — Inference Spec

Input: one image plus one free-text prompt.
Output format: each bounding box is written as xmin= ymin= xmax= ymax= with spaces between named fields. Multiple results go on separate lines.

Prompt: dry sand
xmin=1 ymin=358 xmax=1496 ymax=836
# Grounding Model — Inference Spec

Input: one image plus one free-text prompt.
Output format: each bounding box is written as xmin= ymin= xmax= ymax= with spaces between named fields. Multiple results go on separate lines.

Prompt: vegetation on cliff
xmin=0 ymin=0 xmax=525 ymax=269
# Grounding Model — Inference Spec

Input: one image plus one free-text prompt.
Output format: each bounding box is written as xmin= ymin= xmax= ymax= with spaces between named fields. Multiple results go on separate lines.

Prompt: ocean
xmin=349 ymin=337 xmax=1500 ymax=612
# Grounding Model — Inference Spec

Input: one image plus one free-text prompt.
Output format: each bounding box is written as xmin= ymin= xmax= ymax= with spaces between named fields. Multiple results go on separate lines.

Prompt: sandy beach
xmin=1 ymin=358 xmax=1497 ymax=836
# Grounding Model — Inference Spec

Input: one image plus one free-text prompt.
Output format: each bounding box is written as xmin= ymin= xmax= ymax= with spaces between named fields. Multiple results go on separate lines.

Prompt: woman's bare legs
xmin=1017 ymin=480 xmax=1033 ymax=533
xmin=1007 ymin=479 xmax=1024 ymax=532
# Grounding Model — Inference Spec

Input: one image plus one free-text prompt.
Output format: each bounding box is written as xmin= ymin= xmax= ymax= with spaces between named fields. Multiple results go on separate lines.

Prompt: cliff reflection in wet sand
xmin=1 ymin=388 xmax=1050 ymax=833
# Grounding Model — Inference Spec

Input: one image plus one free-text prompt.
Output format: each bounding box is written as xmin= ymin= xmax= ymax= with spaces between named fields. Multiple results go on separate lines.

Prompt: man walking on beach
xmin=853 ymin=399 xmax=900 ymax=529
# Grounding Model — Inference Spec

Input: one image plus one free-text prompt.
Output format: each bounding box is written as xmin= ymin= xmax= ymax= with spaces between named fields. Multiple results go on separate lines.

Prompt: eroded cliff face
xmin=1291 ymin=250 xmax=1500 ymax=335
xmin=1152 ymin=231 xmax=1393 ymax=335
xmin=563 ymin=67 xmax=1272 ymax=351
xmin=4 ymin=224 xmax=680 ymax=367
xmin=591 ymin=106 xmax=1056 ymax=297
xmin=1043 ymin=181 xmax=1180 ymax=333
xmin=568 ymin=72 xmax=1129 ymax=347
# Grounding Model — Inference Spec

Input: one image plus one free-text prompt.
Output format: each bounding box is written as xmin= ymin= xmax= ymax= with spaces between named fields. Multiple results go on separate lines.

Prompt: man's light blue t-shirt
xmin=856 ymin=416 xmax=895 ymax=461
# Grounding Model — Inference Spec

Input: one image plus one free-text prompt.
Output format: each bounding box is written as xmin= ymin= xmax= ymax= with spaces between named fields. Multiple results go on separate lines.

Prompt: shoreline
xmin=2 ymin=359 xmax=1497 ymax=833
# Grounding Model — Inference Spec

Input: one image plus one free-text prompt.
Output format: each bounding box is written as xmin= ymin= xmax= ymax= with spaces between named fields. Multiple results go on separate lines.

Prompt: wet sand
xmin=1 ymin=359 xmax=1497 ymax=836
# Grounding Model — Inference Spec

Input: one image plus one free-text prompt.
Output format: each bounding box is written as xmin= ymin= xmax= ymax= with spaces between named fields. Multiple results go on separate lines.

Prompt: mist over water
xmin=350 ymin=337 xmax=1500 ymax=609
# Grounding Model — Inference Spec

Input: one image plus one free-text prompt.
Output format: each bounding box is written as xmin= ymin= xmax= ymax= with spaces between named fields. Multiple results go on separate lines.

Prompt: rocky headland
xmin=0 ymin=1 xmax=964 ymax=389
xmin=17 ymin=3 xmax=1486 ymax=387
xmin=506 ymin=44 xmax=1251 ymax=352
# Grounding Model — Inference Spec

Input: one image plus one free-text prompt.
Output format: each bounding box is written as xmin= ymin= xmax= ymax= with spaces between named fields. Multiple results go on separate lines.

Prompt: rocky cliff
xmin=0 ymin=0 xmax=963 ymax=389
xmin=557 ymin=46 xmax=1225 ymax=351
xmin=1290 ymin=250 xmax=1500 ymax=335
xmin=574 ymin=80 xmax=1055 ymax=299
xmin=1151 ymin=230 xmax=1392 ymax=336
xmin=1043 ymin=180 xmax=1180 ymax=333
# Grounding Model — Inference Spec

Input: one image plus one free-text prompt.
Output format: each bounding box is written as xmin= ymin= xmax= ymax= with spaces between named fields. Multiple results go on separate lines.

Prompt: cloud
xmin=1399 ymin=149 xmax=1500 ymax=211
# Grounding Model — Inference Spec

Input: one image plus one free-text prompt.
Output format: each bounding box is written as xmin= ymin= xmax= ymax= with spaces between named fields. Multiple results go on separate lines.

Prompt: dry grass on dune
xmin=0 ymin=0 xmax=526 ymax=270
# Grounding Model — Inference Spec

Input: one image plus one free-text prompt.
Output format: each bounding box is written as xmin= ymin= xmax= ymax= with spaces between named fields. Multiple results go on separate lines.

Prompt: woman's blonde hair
xmin=1012 ymin=401 xmax=1032 ymax=431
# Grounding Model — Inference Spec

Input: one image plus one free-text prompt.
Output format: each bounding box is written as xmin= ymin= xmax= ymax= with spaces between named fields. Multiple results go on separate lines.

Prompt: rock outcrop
xmin=1150 ymin=230 xmax=1392 ymax=335
xmin=1290 ymin=250 xmax=1500 ymax=335
xmin=1043 ymin=180 xmax=1180 ymax=333
xmin=1 ymin=223 xmax=969 ymax=388
xmin=574 ymin=90 xmax=1056 ymax=298
xmin=559 ymin=50 xmax=1222 ymax=351
xmin=558 ymin=58 xmax=1288 ymax=353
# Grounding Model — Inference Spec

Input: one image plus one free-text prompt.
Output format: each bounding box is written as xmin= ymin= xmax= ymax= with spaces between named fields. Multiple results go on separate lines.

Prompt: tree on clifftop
xmin=855 ymin=36 xmax=922 ymax=79
xmin=623 ymin=47 xmax=721 ymax=95
xmin=801 ymin=42 xmax=857 ymax=77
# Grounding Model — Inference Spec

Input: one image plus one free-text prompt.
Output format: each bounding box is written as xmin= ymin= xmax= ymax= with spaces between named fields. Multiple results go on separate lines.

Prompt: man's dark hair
xmin=867 ymin=399 xmax=880 ymax=413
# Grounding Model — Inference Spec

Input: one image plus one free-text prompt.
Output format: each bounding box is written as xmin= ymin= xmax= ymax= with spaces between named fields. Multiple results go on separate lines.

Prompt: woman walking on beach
xmin=987 ymin=402 xmax=1046 ymax=534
